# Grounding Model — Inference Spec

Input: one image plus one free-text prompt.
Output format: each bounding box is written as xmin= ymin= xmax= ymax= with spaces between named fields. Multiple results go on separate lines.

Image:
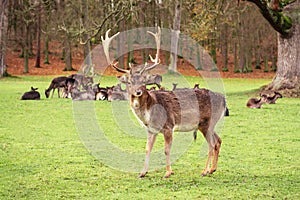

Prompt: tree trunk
xmin=263 ymin=3 xmax=300 ymax=97
xmin=0 ymin=0 xmax=8 ymax=77
xmin=23 ymin=23 xmax=30 ymax=74
xmin=44 ymin=34 xmax=50 ymax=64
xmin=118 ymin=18 xmax=125 ymax=69
xmin=63 ymin=36 xmax=74 ymax=71
xmin=34 ymin=1 xmax=41 ymax=68
xmin=82 ymin=0 xmax=92 ymax=74
xmin=169 ymin=0 xmax=181 ymax=73
xmin=221 ymin=23 xmax=228 ymax=72
xmin=23 ymin=46 xmax=29 ymax=73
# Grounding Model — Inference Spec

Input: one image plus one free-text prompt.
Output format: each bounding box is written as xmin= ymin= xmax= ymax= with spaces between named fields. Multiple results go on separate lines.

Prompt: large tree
xmin=0 ymin=0 xmax=8 ymax=77
xmin=243 ymin=0 xmax=300 ymax=97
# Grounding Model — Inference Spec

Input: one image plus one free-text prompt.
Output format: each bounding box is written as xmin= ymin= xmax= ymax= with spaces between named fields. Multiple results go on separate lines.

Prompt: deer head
xmin=101 ymin=27 xmax=161 ymax=98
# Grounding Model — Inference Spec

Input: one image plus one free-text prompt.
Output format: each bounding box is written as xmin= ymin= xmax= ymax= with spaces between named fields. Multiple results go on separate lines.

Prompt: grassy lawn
xmin=0 ymin=75 xmax=299 ymax=199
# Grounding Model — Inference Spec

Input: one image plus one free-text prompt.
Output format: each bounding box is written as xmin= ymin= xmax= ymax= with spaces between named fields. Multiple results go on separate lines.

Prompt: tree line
xmin=0 ymin=0 xmax=277 ymax=76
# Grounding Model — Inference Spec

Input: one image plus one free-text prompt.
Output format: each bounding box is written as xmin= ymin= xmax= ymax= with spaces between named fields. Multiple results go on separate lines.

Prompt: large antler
xmin=141 ymin=26 xmax=161 ymax=74
xmin=101 ymin=29 xmax=129 ymax=73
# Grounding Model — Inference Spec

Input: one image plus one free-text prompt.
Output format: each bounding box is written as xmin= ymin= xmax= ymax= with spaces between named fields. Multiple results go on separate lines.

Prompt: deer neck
xmin=257 ymin=98 xmax=263 ymax=104
xmin=130 ymin=90 xmax=156 ymax=125
xmin=274 ymin=94 xmax=281 ymax=100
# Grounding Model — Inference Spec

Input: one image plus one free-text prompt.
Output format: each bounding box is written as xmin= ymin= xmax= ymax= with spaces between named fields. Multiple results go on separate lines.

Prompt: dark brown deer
xmin=266 ymin=92 xmax=282 ymax=104
xmin=45 ymin=76 xmax=68 ymax=98
xmin=65 ymin=77 xmax=79 ymax=98
xmin=102 ymin=27 xmax=226 ymax=178
xmin=21 ymin=87 xmax=40 ymax=100
xmin=246 ymin=95 xmax=268 ymax=108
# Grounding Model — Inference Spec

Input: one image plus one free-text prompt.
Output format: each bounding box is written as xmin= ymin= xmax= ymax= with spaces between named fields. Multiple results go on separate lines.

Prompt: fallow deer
xmin=21 ymin=87 xmax=40 ymax=100
xmin=102 ymin=27 xmax=227 ymax=178
xmin=45 ymin=76 xmax=68 ymax=98
xmin=70 ymin=86 xmax=96 ymax=101
xmin=106 ymin=84 xmax=128 ymax=101
xmin=266 ymin=92 xmax=282 ymax=104
xmin=246 ymin=95 xmax=268 ymax=108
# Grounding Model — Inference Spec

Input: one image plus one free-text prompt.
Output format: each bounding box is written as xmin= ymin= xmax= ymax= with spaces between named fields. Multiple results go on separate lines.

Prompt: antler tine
xmin=101 ymin=29 xmax=117 ymax=65
xmin=101 ymin=29 xmax=129 ymax=73
xmin=141 ymin=26 xmax=161 ymax=73
xmin=147 ymin=26 xmax=161 ymax=63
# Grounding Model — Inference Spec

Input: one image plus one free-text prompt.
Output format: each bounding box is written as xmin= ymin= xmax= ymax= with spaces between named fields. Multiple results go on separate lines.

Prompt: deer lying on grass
xmin=95 ymin=89 xmax=108 ymax=100
xmin=106 ymin=84 xmax=128 ymax=101
xmin=21 ymin=87 xmax=40 ymax=100
xmin=107 ymin=89 xmax=128 ymax=101
xmin=246 ymin=94 xmax=268 ymax=108
xmin=94 ymin=85 xmax=109 ymax=100
xmin=102 ymin=27 xmax=227 ymax=178
xmin=70 ymin=86 xmax=96 ymax=101
xmin=266 ymin=92 xmax=282 ymax=104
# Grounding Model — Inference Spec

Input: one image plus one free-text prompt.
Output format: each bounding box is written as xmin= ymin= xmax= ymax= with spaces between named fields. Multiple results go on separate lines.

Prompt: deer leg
xmin=163 ymin=130 xmax=173 ymax=178
xmin=58 ymin=88 xmax=61 ymax=98
xmin=209 ymin=132 xmax=222 ymax=174
xmin=199 ymin=126 xmax=212 ymax=176
xmin=51 ymin=89 xmax=55 ymax=98
xmin=139 ymin=132 xmax=157 ymax=178
xmin=201 ymin=144 xmax=213 ymax=176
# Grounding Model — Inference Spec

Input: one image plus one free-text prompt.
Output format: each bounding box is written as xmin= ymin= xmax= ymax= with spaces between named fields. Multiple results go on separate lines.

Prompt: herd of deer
xmin=21 ymin=74 xmax=129 ymax=101
xmin=246 ymin=92 xmax=282 ymax=108
xmin=20 ymin=27 xmax=282 ymax=178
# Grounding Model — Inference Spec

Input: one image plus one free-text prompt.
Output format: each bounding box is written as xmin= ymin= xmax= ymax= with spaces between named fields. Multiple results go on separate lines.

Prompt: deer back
xmin=130 ymin=86 xmax=226 ymax=133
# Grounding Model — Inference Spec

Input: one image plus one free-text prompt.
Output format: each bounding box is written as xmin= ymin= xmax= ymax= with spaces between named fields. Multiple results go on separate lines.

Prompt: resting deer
xmin=104 ymin=84 xmax=128 ymax=101
xmin=21 ymin=87 xmax=40 ymax=100
xmin=95 ymin=88 xmax=108 ymax=100
xmin=70 ymin=86 xmax=96 ymax=101
xmin=102 ymin=27 xmax=227 ymax=178
xmin=246 ymin=95 xmax=268 ymax=108
xmin=266 ymin=92 xmax=282 ymax=104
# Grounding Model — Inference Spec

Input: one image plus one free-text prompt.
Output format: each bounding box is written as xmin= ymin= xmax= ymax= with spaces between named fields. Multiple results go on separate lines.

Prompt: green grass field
xmin=0 ymin=76 xmax=299 ymax=199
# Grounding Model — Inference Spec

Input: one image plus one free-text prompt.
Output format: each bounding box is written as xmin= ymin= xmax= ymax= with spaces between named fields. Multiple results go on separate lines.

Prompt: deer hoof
xmin=138 ymin=172 xmax=147 ymax=178
xmin=201 ymin=170 xmax=209 ymax=176
xmin=209 ymin=169 xmax=216 ymax=174
xmin=163 ymin=171 xmax=174 ymax=178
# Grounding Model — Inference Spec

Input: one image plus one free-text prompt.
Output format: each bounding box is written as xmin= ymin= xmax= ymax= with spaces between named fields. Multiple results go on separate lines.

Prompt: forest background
xmin=0 ymin=0 xmax=279 ymax=79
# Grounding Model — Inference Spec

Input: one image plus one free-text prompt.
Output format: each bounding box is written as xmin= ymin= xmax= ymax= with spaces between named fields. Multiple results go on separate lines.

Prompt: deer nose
xmin=135 ymin=90 xmax=142 ymax=97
